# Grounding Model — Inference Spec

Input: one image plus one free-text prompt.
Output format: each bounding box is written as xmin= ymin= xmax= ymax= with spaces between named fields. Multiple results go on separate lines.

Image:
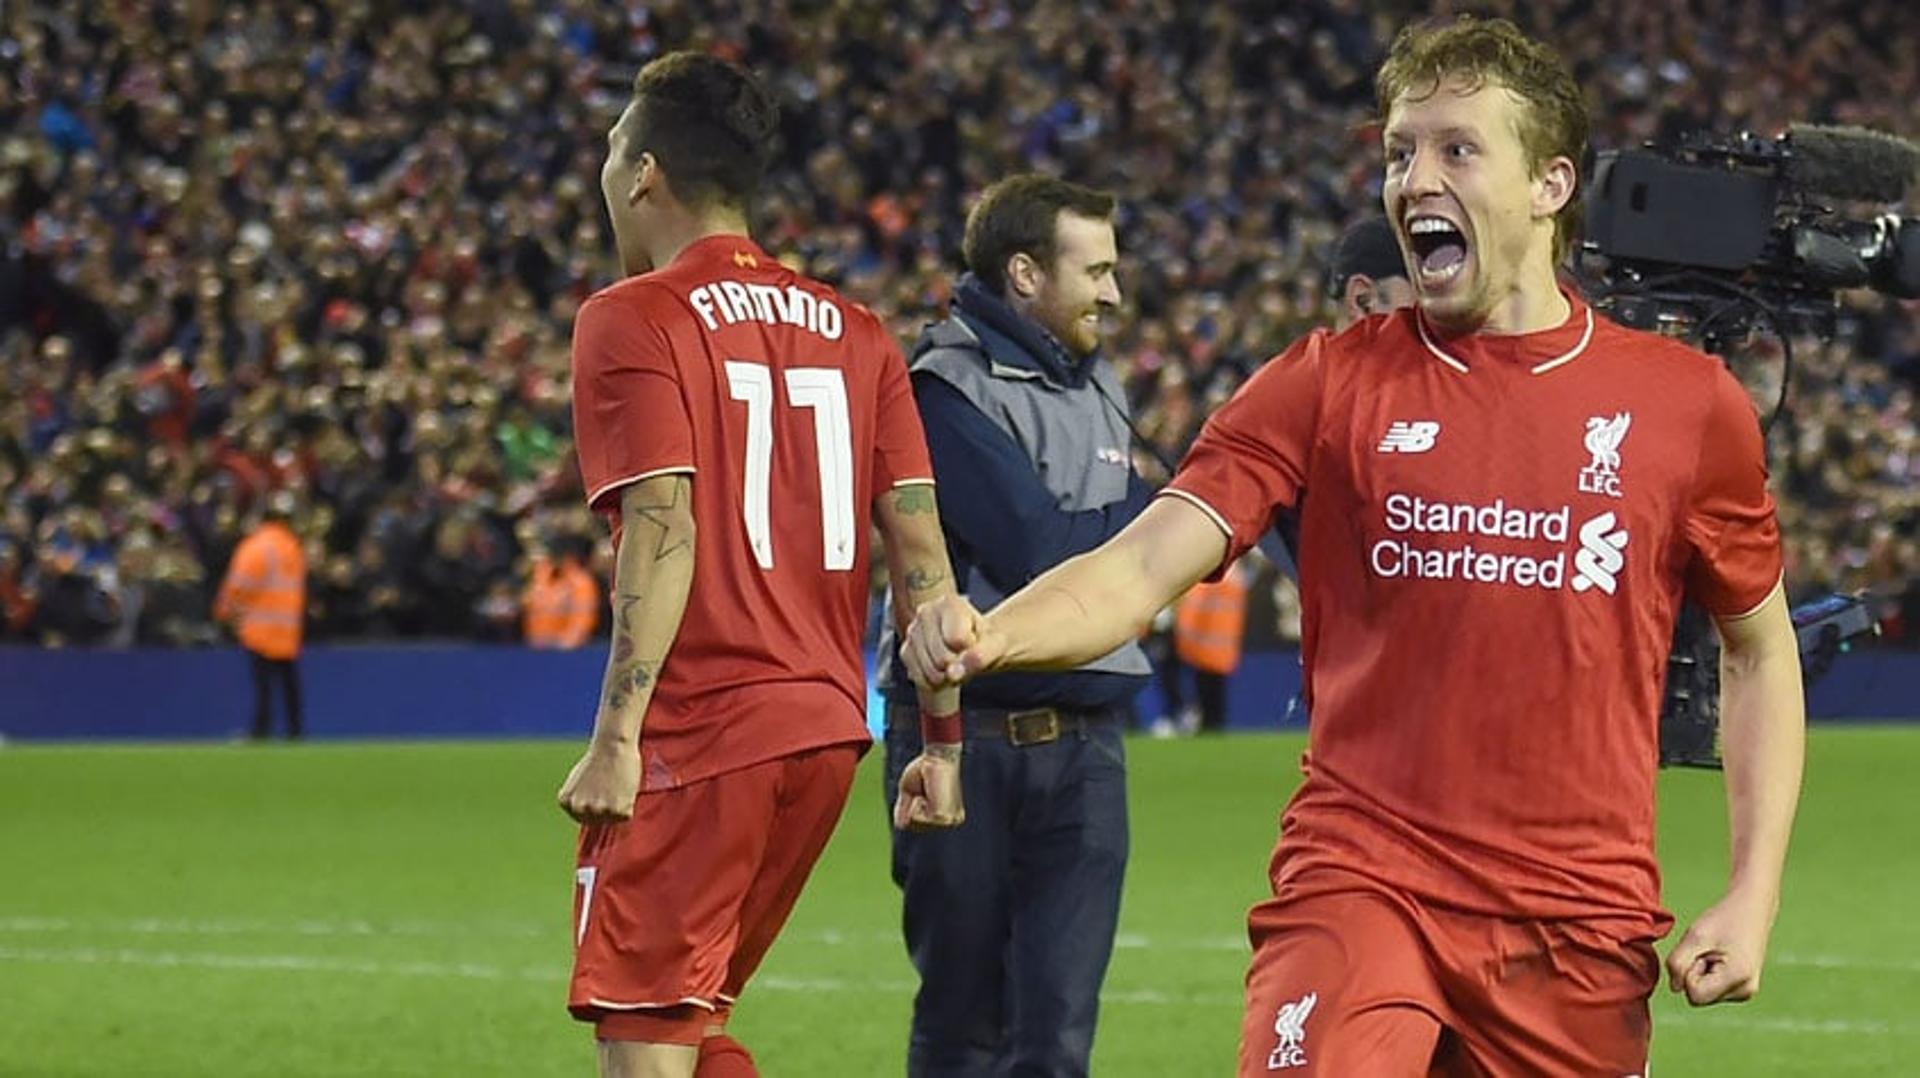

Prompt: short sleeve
xmin=1682 ymin=366 xmax=1783 ymax=616
xmin=1161 ymin=330 xmax=1329 ymax=569
xmin=869 ymin=324 xmax=934 ymax=489
xmin=570 ymin=290 xmax=695 ymax=514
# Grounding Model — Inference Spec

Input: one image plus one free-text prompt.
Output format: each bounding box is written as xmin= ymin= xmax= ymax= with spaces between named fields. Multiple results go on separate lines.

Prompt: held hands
xmin=893 ymin=744 xmax=965 ymax=831
xmin=557 ymin=740 xmax=641 ymax=825
xmin=902 ymin=595 xmax=1002 ymax=688
xmin=1666 ymin=887 xmax=1778 ymax=1006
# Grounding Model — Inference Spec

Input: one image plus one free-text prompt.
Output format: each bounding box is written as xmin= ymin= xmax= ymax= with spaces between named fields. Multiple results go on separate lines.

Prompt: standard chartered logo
xmin=1571 ymin=511 xmax=1629 ymax=594
xmin=1369 ymin=492 xmax=1627 ymax=595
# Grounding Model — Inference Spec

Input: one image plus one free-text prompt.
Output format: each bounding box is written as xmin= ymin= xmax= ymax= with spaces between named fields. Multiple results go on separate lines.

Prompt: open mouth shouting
xmin=1405 ymin=213 xmax=1470 ymax=290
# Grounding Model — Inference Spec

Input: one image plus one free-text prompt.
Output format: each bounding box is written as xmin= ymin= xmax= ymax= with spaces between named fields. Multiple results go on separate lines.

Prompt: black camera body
xmin=1584 ymin=125 xmax=1920 ymax=339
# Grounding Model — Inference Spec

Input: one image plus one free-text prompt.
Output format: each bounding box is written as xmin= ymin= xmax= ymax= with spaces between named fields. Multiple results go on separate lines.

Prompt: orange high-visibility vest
xmin=1174 ymin=566 xmax=1249 ymax=675
xmin=214 ymin=521 xmax=307 ymax=660
xmin=524 ymin=560 xmax=599 ymax=649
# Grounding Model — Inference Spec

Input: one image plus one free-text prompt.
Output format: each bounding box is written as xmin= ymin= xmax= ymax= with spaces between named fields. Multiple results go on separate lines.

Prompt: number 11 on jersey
xmin=724 ymin=361 xmax=856 ymax=571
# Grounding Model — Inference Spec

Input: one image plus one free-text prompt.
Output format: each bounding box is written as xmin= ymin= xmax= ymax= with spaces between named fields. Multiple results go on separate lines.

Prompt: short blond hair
xmin=1377 ymin=17 xmax=1589 ymax=263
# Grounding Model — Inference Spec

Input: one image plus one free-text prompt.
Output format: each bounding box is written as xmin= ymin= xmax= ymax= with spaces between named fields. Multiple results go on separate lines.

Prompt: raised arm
xmin=1666 ymin=582 xmax=1805 ymax=1005
xmin=902 ymin=494 xmax=1228 ymax=687
xmin=557 ymin=473 xmax=697 ymax=824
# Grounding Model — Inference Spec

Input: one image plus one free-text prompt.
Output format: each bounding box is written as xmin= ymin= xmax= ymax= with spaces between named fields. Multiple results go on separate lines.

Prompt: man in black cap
xmin=1330 ymin=215 xmax=1416 ymax=329
xmin=1265 ymin=216 xmax=1418 ymax=718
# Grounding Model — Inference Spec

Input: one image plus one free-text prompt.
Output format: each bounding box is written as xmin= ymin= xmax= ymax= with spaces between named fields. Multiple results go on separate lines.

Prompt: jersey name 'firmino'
xmin=1372 ymin=492 xmax=1574 ymax=589
xmin=688 ymin=279 xmax=845 ymax=340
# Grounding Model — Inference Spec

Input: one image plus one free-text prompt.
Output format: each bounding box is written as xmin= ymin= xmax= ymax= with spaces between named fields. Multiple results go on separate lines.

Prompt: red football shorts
xmin=1238 ymin=873 xmax=1658 ymax=1076
xmin=567 ymin=743 xmax=862 ymax=1042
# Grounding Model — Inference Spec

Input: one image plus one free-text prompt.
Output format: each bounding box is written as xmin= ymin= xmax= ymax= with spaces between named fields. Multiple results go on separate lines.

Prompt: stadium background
xmin=3 ymin=1 xmax=1918 ymax=1075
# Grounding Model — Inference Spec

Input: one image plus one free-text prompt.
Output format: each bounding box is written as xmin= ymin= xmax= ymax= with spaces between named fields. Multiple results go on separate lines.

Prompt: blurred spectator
xmin=28 ymin=523 xmax=120 ymax=646
xmin=213 ymin=494 xmax=306 ymax=740
xmin=1163 ymin=556 xmax=1253 ymax=735
xmin=523 ymin=537 xmax=599 ymax=650
xmin=0 ymin=0 xmax=1915 ymax=646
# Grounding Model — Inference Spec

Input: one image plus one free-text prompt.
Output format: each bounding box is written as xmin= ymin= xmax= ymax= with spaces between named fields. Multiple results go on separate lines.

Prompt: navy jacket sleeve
xmin=913 ymin=374 xmax=1152 ymax=595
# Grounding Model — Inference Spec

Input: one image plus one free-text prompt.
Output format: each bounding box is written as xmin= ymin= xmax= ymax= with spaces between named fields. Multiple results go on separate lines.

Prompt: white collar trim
xmin=1414 ymin=305 xmax=1595 ymax=376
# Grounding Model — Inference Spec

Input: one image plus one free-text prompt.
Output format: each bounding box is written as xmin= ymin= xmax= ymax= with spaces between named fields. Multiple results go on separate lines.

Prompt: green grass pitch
xmin=2 ymin=728 xmax=1915 ymax=1075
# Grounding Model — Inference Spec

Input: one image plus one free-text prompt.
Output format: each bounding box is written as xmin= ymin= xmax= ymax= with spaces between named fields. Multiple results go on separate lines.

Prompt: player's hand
xmin=1666 ymin=888 xmax=1777 ymax=1006
xmin=903 ymin=595 xmax=1002 ymax=687
xmin=892 ymin=745 xmax=964 ymax=831
xmin=557 ymin=741 xmax=641 ymax=825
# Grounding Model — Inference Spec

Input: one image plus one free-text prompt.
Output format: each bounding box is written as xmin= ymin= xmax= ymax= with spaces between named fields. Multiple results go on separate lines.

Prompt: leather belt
xmin=966 ymin=706 xmax=1108 ymax=747
xmin=889 ymin=703 xmax=1114 ymax=747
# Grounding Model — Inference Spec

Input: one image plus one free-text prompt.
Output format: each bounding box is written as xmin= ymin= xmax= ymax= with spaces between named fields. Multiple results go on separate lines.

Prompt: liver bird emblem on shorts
xmin=1267 ymin=991 xmax=1318 ymax=1069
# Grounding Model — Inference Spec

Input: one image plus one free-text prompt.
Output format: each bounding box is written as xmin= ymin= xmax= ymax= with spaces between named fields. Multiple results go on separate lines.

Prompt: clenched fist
xmin=903 ymin=595 xmax=1004 ymax=687
xmin=1666 ymin=888 xmax=1777 ymax=1006
xmin=893 ymin=744 xmax=965 ymax=831
xmin=557 ymin=742 xmax=641 ymax=825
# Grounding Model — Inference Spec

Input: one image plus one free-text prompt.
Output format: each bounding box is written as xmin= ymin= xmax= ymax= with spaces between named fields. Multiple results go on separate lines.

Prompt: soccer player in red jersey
xmin=903 ymin=17 xmax=1804 ymax=1076
xmin=557 ymin=53 xmax=965 ymax=1078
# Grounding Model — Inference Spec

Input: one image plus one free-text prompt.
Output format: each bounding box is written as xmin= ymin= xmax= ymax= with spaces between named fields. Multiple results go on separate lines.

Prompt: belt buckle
xmin=1005 ymin=708 xmax=1061 ymax=747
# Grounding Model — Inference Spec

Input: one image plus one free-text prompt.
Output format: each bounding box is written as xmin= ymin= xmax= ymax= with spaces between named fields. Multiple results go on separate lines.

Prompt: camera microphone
xmin=1784 ymin=123 xmax=1920 ymax=204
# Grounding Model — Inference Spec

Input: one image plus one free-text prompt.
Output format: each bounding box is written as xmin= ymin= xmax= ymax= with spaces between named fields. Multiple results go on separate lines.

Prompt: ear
xmin=1006 ymin=252 xmax=1044 ymax=299
xmin=626 ymin=151 xmax=657 ymax=209
xmin=1344 ymin=275 xmax=1375 ymax=315
xmin=1534 ymin=155 xmax=1576 ymax=220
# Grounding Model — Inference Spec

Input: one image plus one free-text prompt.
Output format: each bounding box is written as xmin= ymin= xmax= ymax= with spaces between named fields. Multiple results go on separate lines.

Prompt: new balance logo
xmin=1267 ymin=991 xmax=1317 ymax=1070
xmin=1572 ymin=511 xmax=1629 ymax=594
xmin=1377 ymin=420 xmax=1441 ymax=453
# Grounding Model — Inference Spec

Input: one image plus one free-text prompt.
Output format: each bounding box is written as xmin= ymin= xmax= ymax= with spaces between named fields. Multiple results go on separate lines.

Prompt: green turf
xmin=1 ymin=729 xmax=1914 ymax=1075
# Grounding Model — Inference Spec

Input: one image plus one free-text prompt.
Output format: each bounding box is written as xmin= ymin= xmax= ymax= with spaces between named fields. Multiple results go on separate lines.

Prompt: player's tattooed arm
xmin=897 ymin=490 xmax=951 ymax=607
xmin=598 ymin=594 xmax=661 ymax=716
xmin=890 ymin=484 xmax=938 ymax=516
xmin=903 ymin=565 xmax=948 ymax=601
xmin=588 ymin=474 xmax=696 ymax=748
xmin=874 ymin=482 xmax=959 ymax=714
xmin=876 ymin=484 xmax=954 ymax=626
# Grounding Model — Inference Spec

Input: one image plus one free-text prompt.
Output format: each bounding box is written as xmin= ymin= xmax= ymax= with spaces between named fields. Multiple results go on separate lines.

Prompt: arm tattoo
xmin=889 ymin=486 xmax=937 ymax=516
xmin=904 ymin=566 xmax=948 ymax=598
xmin=608 ymin=593 xmax=641 ymax=663
xmin=623 ymin=476 xmax=694 ymax=562
xmin=602 ymin=659 xmax=659 ymax=714
xmin=590 ymin=477 xmax=695 ymax=729
xmin=603 ymin=588 xmax=650 ymax=709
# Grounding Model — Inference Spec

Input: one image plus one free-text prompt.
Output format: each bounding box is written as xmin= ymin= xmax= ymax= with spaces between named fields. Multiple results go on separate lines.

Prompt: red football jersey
xmin=1166 ymin=290 xmax=1781 ymax=940
xmin=570 ymin=236 xmax=932 ymax=791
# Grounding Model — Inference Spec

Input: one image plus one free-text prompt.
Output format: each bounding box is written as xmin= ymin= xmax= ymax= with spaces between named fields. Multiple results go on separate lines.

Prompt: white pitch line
xmin=0 ymin=915 xmax=550 ymax=939
xmin=0 ymin=945 xmax=560 ymax=982
xmin=1 ymin=946 xmax=1915 ymax=1037
xmin=1657 ymin=1012 xmax=1899 ymax=1037
xmin=1770 ymin=951 xmax=1920 ymax=976
xmin=5 ymin=918 xmax=1918 ymax=978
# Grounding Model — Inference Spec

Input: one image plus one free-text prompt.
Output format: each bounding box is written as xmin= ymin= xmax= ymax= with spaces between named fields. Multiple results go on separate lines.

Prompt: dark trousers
xmin=1159 ymin=654 xmax=1229 ymax=732
xmin=884 ymin=703 xmax=1129 ymax=1078
xmin=249 ymin=652 xmax=303 ymax=740
xmin=1192 ymin=670 xmax=1228 ymax=732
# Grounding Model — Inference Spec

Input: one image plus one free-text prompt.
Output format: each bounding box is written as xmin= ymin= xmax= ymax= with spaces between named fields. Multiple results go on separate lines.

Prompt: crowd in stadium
xmin=3 ymin=0 xmax=1917 ymax=649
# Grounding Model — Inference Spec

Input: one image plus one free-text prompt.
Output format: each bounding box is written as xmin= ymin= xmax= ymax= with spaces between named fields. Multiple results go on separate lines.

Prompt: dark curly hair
xmin=618 ymin=52 xmax=778 ymax=210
